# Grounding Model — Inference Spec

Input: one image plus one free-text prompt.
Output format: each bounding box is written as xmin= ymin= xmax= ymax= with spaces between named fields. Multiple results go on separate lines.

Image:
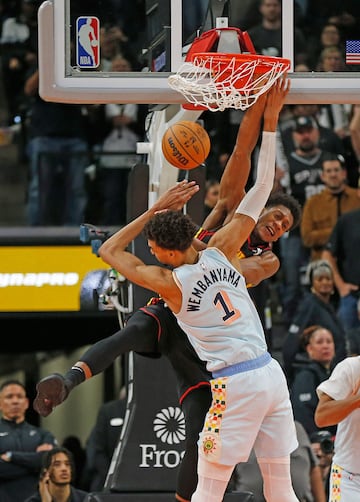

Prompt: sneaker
xmin=33 ymin=373 xmax=69 ymax=417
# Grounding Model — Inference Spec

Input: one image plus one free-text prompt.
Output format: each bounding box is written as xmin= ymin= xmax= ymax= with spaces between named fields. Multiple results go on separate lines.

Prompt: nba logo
xmin=76 ymin=16 xmax=100 ymax=68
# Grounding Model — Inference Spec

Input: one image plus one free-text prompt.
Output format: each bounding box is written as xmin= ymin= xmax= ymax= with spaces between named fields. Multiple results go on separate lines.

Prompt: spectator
xmin=230 ymin=420 xmax=326 ymax=502
xmin=283 ymin=259 xmax=347 ymax=383
xmin=231 ymin=0 xmax=262 ymax=31
xmin=316 ymin=104 xmax=352 ymax=143
xmin=315 ymin=45 xmax=347 ymax=72
xmin=82 ymin=386 xmax=127 ymax=491
xmin=349 ymin=104 xmax=360 ymax=176
xmin=279 ymin=104 xmax=346 ymax=161
xmin=310 ymin=430 xmax=334 ymax=500
xmin=300 ymin=4 xmax=360 ymax=46
xmin=301 ymin=152 xmax=360 ymax=260
xmin=203 ymin=179 xmax=220 ymax=220
xmin=307 ymin=22 xmax=344 ymax=71
xmin=104 ymin=1 xmax=146 ymax=59
xmin=0 ymin=0 xmax=39 ymax=124
xmin=327 ymin=5 xmax=360 ymax=41
xmin=323 ymin=208 xmax=360 ymax=333
xmin=62 ymin=436 xmax=86 ymax=489
xmin=279 ymin=103 xmax=359 ymax=190
xmin=24 ymin=446 xmax=88 ymax=502
xmin=278 ymin=115 xmax=327 ymax=324
xmin=0 ymin=379 xmax=58 ymax=502
xmin=290 ymin=325 xmax=336 ymax=436
xmin=98 ymin=23 xmax=140 ymax=72
xmin=95 ymin=55 xmax=141 ymax=225
xmin=346 ymin=326 xmax=360 ymax=356
xmin=247 ymin=0 xmax=307 ymax=65
xmin=24 ymin=67 xmax=90 ymax=226
xmin=315 ymin=354 xmax=360 ymax=500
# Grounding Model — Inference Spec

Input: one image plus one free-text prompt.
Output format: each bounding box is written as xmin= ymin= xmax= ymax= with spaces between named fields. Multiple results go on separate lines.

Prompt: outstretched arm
xmin=98 ymin=180 xmax=199 ymax=296
xmin=208 ymin=77 xmax=290 ymax=260
xmin=315 ymin=391 xmax=360 ymax=427
xmin=202 ymin=92 xmax=267 ymax=230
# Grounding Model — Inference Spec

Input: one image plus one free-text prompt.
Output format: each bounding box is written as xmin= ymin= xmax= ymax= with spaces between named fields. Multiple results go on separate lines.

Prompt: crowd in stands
xmin=1 ymin=1 xmax=360 ymax=500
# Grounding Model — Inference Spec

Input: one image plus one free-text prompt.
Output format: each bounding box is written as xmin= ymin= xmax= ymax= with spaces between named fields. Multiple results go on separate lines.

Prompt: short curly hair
xmin=143 ymin=210 xmax=198 ymax=251
xmin=265 ymin=192 xmax=302 ymax=230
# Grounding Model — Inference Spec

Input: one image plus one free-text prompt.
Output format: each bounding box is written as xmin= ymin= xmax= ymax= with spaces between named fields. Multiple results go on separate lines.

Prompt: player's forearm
xmin=241 ymin=252 xmax=280 ymax=287
xmin=100 ymin=180 xmax=199 ymax=267
xmin=321 ymin=250 xmax=345 ymax=291
xmin=234 ymin=91 xmax=267 ymax=150
xmin=100 ymin=208 xmax=155 ymax=260
xmin=315 ymin=395 xmax=360 ymax=427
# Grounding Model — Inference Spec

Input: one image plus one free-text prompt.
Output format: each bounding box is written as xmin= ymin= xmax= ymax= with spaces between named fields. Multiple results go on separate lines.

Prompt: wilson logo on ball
xmin=162 ymin=120 xmax=211 ymax=170
xmin=166 ymin=137 xmax=190 ymax=166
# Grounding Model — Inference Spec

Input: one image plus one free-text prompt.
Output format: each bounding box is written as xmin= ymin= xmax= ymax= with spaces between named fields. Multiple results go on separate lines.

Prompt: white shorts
xmin=198 ymin=356 xmax=298 ymax=466
xmin=329 ymin=463 xmax=360 ymax=501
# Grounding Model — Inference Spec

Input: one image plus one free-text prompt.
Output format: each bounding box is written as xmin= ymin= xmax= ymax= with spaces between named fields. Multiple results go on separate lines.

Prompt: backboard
xmin=38 ymin=0 xmax=360 ymax=105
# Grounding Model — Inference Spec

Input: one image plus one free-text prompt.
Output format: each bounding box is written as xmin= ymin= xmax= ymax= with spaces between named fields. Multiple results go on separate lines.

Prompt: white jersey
xmin=317 ymin=356 xmax=360 ymax=474
xmin=173 ymin=247 xmax=267 ymax=372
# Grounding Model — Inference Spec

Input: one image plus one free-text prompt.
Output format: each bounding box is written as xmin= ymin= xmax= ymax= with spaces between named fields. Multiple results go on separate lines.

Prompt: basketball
xmin=161 ymin=120 xmax=211 ymax=170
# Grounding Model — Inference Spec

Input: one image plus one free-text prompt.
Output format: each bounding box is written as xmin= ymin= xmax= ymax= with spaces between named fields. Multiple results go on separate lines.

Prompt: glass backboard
xmin=38 ymin=0 xmax=360 ymax=105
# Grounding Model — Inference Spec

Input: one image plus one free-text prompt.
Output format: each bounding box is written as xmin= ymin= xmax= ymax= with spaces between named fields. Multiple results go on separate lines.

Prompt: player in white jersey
xmin=98 ymin=77 xmax=299 ymax=502
xmin=315 ymin=356 xmax=360 ymax=501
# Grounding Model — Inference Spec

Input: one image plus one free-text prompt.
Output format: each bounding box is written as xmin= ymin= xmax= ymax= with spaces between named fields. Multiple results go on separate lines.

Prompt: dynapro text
xmin=139 ymin=445 xmax=185 ymax=468
xmin=0 ymin=273 xmax=79 ymax=287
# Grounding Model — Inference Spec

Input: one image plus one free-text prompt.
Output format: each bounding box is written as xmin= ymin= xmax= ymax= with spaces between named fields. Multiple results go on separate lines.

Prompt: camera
xmin=319 ymin=436 xmax=334 ymax=455
xmin=80 ymin=224 xmax=111 ymax=256
xmin=310 ymin=430 xmax=334 ymax=455
xmin=310 ymin=431 xmax=334 ymax=455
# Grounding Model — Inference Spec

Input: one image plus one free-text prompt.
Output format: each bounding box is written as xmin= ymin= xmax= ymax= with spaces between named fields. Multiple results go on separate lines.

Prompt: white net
xmin=168 ymin=54 xmax=290 ymax=112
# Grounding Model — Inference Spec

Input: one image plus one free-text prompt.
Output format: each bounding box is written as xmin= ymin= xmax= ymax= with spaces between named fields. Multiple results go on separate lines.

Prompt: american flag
xmin=346 ymin=40 xmax=360 ymax=65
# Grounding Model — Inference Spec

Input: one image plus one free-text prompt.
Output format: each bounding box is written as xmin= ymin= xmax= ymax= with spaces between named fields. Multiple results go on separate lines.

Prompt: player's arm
xmin=99 ymin=180 xmax=199 ymax=294
xmin=322 ymin=249 xmax=359 ymax=297
xmin=208 ymin=77 xmax=290 ymax=259
xmin=315 ymin=391 xmax=360 ymax=427
xmin=202 ymin=92 xmax=267 ymax=230
xmin=240 ymin=251 xmax=280 ymax=287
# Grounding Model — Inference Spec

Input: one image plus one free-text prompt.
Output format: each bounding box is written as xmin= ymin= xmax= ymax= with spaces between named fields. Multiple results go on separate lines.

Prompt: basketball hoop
xmin=168 ymin=53 xmax=291 ymax=112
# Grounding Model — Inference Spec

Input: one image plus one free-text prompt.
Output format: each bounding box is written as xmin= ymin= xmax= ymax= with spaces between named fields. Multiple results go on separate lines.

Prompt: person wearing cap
xmin=279 ymin=105 xmax=346 ymax=161
xmin=315 ymin=355 xmax=360 ymax=501
xmin=301 ymin=151 xmax=360 ymax=260
xmin=278 ymin=113 xmax=330 ymax=325
xmin=283 ymin=259 xmax=347 ymax=384
xmin=310 ymin=430 xmax=334 ymax=499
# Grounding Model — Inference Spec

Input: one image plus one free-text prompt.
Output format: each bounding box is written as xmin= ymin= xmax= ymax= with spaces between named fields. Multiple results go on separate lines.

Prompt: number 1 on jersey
xmin=214 ymin=291 xmax=241 ymax=324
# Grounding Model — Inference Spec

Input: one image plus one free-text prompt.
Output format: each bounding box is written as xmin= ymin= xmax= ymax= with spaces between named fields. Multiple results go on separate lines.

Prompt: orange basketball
xmin=161 ymin=120 xmax=211 ymax=170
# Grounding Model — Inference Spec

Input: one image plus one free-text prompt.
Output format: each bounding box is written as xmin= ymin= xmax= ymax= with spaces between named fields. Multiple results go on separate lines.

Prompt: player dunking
xmin=34 ymin=80 xmax=301 ymax=501
xmin=97 ymin=77 xmax=299 ymax=502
